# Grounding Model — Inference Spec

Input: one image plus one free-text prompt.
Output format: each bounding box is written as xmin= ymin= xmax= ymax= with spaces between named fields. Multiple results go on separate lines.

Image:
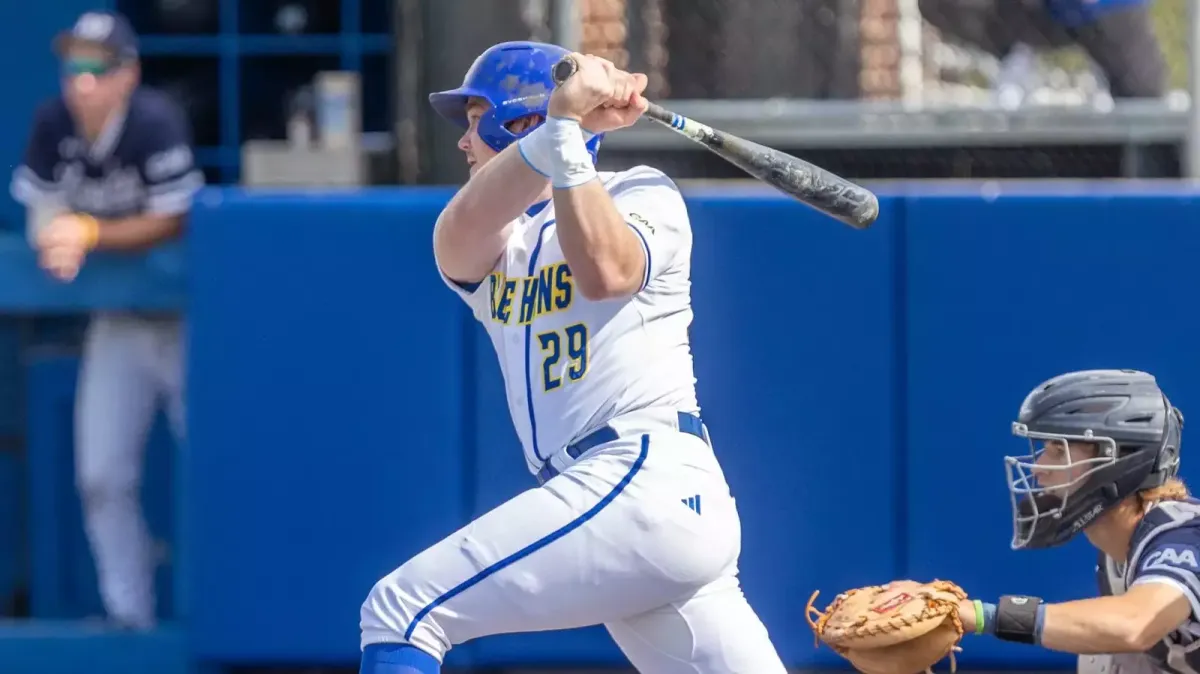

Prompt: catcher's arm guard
xmin=806 ymin=580 xmax=970 ymax=674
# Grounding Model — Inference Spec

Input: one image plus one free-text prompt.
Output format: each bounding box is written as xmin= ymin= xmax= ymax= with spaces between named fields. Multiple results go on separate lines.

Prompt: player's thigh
xmin=75 ymin=316 xmax=160 ymax=492
xmin=606 ymin=575 xmax=787 ymax=674
xmin=149 ymin=318 xmax=187 ymax=439
xmin=361 ymin=484 xmax=642 ymax=656
xmin=361 ymin=438 xmax=732 ymax=657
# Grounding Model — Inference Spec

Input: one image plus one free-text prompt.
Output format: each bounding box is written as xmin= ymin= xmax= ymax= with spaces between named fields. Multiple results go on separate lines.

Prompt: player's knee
xmin=74 ymin=459 xmax=136 ymax=506
xmin=360 ymin=566 xmax=450 ymax=659
xmin=360 ymin=574 xmax=415 ymax=638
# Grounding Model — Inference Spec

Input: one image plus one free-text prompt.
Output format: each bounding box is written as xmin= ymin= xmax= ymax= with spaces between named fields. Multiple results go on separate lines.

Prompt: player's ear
xmin=505 ymin=114 xmax=543 ymax=134
xmin=123 ymin=60 xmax=142 ymax=89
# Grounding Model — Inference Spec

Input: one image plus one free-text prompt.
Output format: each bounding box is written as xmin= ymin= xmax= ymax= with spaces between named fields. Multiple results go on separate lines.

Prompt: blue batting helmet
xmin=428 ymin=41 xmax=603 ymax=163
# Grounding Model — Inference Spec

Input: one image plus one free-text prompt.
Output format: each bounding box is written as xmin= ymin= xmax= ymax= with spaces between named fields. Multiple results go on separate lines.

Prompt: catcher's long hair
xmin=1141 ymin=477 xmax=1190 ymax=504
xmin=1102 ymin=477 xmax=1191 ymax=532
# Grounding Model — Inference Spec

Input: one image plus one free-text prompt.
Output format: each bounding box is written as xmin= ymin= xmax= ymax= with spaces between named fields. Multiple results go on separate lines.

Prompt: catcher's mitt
xmin=806 ymin=580 xmax=969 ymax=674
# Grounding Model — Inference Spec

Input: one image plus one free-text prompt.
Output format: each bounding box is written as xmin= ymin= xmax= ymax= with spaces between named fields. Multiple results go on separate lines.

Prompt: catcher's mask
xmin=1005 ymin=369 xmax=1183 ymax=550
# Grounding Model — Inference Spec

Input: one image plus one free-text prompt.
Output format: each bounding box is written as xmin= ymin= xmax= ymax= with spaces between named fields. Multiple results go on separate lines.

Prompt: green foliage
xmin=1153 ymin=0 xmax=1189 ymax=89
xmin=1042 ymin=0 xmax=1189 ymax=90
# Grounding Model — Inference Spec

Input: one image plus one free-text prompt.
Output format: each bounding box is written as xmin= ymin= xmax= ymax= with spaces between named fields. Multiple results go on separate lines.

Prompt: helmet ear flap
xmin=475 ymin=109 xmax=544 ymax=154
xmin=1157 ymin=409 xmax=1184 ymax=479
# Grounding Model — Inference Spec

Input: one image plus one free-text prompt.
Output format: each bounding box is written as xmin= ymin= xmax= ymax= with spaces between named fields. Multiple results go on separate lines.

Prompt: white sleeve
xmin=136 ymin=100 xmax=204 ymax=216
xmin=11 ymin=100 xmax=65 ymax=207
xmin=432 ymin=214 xmax=503 ymax=322
xmin=1129 ymin=528 xmax=1200 ymax=621
xmin=435 ymin=258 xmax=496 ymax=322
xmin=607 ymin=166 xmax=691 ymax=292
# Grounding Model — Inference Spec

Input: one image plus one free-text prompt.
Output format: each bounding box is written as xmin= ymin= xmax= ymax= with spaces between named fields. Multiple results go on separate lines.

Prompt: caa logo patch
xmin=145 ymin=146 xmax=194 ymax=183
xmin=1142 ymin=545 xmax=1200 ymax=572
xmin=628 ymin=212 xmax=655 ymax=235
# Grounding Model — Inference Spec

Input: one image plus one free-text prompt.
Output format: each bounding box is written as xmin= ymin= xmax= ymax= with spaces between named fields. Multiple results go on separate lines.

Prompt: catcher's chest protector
xmin=1094 ymin=502 xmax=1200 ymax=674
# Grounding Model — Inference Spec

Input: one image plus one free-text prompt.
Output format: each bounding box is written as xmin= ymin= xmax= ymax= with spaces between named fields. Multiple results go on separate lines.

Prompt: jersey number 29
xmin=537 ymin=323 xmax=589 ymax=391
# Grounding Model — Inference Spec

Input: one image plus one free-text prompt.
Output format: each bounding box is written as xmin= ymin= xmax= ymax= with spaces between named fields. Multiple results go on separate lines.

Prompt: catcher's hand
xmin=806 ymin=580 xmax=969 ymax=674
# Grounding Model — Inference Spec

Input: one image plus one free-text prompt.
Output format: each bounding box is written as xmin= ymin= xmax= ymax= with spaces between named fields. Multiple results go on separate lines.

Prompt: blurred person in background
xmin=7 ymin=10 xmax=203 ymax=630
xmin=920 ymin=0 xmax=1166 ymax=103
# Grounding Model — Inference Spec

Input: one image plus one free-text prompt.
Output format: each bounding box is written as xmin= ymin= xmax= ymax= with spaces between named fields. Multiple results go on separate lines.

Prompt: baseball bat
xmin=551 ymin=57 xmax=880 ymax=230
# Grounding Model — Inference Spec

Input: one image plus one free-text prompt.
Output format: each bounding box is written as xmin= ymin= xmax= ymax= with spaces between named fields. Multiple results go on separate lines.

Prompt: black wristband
xmin=994 ymin=595 xmax=1042 ymax=644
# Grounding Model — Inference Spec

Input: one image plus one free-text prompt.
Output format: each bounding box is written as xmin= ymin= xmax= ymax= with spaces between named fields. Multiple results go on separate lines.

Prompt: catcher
xmin=810 ymin=369 xmax=1195 ymax=674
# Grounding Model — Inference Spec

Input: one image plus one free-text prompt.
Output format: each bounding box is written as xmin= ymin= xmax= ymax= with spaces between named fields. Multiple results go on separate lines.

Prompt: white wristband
xmin=546 ymin=117 xmax=597 ymax=188
xmin=517 ymin=117 xmax=597 ymax=186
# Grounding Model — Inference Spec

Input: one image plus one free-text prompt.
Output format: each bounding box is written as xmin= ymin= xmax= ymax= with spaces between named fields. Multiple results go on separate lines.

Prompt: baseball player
xmin=9 ymin=10 xmax=203 ymax=629
xmin=357 ymin=42 xmax=787 ymax=674
xmin=953 ymin=369 xmax=1197 ymax=674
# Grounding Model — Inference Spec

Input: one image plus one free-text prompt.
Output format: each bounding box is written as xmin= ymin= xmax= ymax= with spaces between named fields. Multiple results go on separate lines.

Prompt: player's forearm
xmin=967 ymin=595 xmax=1164 ymax=655
xmin=1039 ymin=598 xmax=1156 ymax=653
xmin=525 ymin=115 xmax=642 ymax=300
xmin=443 ymin=142 xmax=549 ymax=227
xmin=93 ymin=212 xmax=185 ymax=251
xmin=553 ymin=181 xmax=644 ymax=300
xmin=26 ymin=201 xmax=68 ymax=235
xmin=434 ymin=144 xmax=549 ymax=281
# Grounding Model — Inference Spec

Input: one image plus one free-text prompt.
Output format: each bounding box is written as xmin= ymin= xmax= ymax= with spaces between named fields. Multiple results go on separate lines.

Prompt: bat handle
xmin=641 ymin=102 xmax=676 ymax=127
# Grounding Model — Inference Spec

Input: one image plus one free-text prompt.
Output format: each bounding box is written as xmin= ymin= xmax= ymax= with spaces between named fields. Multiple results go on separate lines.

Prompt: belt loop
xmin=676 ymin=411 xmax=700 ymax=436
xmin=540 ymin=411 xmax=708 ymax=487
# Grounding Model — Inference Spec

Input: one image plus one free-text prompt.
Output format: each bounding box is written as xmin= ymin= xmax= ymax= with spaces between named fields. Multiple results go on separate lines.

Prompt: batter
xmin=357 ymin=41 xmax=787 ymax=674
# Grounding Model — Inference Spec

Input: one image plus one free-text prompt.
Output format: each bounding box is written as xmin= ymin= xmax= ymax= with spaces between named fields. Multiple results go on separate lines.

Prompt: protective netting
xmin=405 ymin=0 xmax=1194 ymax=181
xmin=574 ymin=0 xmax=1190 ymax=104
xmin=551 ymin=0 xmax=1194 ymax=179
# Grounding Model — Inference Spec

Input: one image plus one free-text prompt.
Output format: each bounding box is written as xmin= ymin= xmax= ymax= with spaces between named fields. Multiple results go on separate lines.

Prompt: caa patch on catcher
xmin=806 ymin=579 xmax=969 ymax=674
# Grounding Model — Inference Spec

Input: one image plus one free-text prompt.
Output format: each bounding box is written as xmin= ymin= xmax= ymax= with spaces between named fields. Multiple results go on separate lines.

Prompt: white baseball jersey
xmin=366 ymin=162 xmax=787 ymax=673
xmin=437 ymin=165 xmax=698 ymax=472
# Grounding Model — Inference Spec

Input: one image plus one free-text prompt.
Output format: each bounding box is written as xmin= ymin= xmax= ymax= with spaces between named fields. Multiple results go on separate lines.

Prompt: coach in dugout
xmin=8 ymin=10 xmax=203 ymax=629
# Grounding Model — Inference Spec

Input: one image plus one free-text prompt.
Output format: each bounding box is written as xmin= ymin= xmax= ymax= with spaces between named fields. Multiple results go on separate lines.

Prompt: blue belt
xmin=536 ymin=411 xmax=708 ymax=485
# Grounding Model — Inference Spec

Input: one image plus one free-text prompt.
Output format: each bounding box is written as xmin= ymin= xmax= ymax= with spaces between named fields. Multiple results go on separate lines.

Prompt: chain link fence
xmin=410 ymin=1 xmax=1197 ymax=182
xmin=564 ymin=0 xmax=1191 ymax=105
xmin=559 ymin=0 xmax=1197 ymax=180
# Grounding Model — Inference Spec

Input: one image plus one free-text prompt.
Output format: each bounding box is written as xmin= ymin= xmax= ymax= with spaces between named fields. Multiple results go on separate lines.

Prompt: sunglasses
xmin=62 ymin=56 xmax=120 ymax=77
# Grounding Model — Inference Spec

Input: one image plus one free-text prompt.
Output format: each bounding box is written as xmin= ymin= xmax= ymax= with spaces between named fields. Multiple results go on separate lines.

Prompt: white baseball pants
xmin=74 ymin=313 xmax=186 ymax=628
xmin=360 ymin=426 xmax=787 ymax=673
